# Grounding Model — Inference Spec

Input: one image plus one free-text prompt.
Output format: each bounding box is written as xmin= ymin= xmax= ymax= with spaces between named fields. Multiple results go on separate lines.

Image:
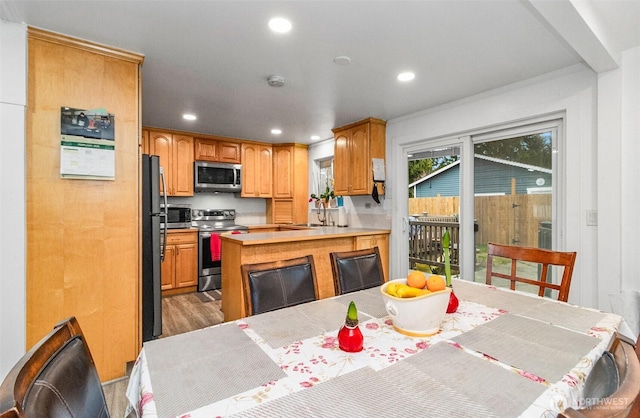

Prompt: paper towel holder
xmin=337 ymin=206 xmax=349 ymax=227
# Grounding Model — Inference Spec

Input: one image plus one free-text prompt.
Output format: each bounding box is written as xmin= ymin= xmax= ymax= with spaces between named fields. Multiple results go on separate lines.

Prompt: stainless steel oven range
xmin=192 ymin=209 xmax=248 ymax=292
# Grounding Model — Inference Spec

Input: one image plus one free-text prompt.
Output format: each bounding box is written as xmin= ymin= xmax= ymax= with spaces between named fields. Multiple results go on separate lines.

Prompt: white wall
xmin=600 ymin=46 xmax=640 ymax=307
xmin=385 ymin=61 xmax=640 ymax=311
xmin=0 ymin=19 xmax=27 ymax=380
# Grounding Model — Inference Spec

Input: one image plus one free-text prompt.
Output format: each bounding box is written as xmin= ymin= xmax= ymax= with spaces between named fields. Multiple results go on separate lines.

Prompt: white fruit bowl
xmin=380 ymin=278 xmax=451 ymax=337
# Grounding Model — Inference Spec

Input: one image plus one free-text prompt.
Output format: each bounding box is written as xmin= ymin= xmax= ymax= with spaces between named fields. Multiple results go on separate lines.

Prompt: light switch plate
xmin=586 ymin=210 xmax=597 ymax=226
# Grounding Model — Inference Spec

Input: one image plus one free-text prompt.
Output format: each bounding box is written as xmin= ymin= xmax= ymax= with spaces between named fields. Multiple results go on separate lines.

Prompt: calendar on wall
xmin=59 ymin=106 xmax=115 ymax=180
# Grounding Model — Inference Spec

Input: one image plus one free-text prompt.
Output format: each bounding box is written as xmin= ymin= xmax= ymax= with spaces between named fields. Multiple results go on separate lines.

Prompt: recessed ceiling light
xmin=269 ymin=17 xmax=292 ymax=33
xmin=183 ymin=114 xmax=197 ymax=121
xmin=397 ymin=72 xmax=415 ymax=82
xmin=271 ymin=129 xmax=282 ymax=135
xmin=310 ymin=135 xmax=320 ymax=140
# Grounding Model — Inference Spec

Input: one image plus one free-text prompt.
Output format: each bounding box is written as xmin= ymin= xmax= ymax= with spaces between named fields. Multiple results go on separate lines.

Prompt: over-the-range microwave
xmin=194 ymin=161 xmax=242 ymax=193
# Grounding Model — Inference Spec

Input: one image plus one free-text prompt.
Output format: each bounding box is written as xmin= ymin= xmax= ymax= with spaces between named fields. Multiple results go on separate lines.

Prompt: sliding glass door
xmin=406 ymin=119 xmax=563 ymax=293
xmin=472 ymin=122 xmax=560 ymax=293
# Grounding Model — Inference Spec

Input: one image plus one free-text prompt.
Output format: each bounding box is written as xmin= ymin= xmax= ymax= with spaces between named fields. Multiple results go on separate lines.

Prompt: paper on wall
xmin=373 ymin=158 xmax=385 ymax=182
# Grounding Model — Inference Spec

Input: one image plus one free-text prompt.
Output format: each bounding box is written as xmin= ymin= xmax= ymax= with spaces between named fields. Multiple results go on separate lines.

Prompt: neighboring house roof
xmin=409 ymin=154 xmax=552 ymax=197
xmin=408 ymin=160 xmax=460 ymax=189
xmin=474 ymin=154 xmax=551 ymax=174
xmin=409 ymin=154 xmax=550 ymax=188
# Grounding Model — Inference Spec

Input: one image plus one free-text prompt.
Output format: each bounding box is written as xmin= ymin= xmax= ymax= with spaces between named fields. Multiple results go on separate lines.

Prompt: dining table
xmin=125 ymin=278 xmax=630 ymax=417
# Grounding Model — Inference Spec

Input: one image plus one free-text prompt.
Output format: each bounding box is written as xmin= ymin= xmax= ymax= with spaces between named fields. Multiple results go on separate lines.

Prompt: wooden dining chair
xmin=559 ymin=333 xmax=640 ymax=418
xmin=0 ymin=316 xmax=110 ymax=418
xmin=485 ymin=242 xmax=577 ymax=302
xmin=330 ymin=246 xmax=385 ymax=295
xmin=241 ymin=255 xmax=319 ymax=315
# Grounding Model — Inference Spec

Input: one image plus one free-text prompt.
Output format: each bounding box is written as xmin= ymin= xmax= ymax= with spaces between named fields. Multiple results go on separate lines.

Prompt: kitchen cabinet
xmin=270 ymin=200 xmax=295 ymax=224
xmin=162 ymin=229 xmax=198 ymax=294
xmin=241 ymin=142 xmax=272 ymax=197
xmin=266 ymin=143 xmax=308 ymax=224
xmin=332 ymin=118 xmax=386 ymax=196
xmin=144 ymin=129 xmax=194 ymax=196
xmin=141 ymin=129 xmax=149 ymax=151
xmin=272 ymin=145 xmax=294 ymax=198
xmin=355 ymin=233 xmax=389 ymax=282
xmin=195 ymin=137 xmax=241 ymax=163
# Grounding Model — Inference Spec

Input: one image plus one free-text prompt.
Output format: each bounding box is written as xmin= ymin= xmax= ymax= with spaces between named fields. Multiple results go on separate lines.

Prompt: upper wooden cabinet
xmin=144 ymin=129 xmax=194 ymax=196
xmin=241 ymin=143 xmax=272 ymax=198
xmin=267 ymin=144 xmax=308 ymax=224
xmin=194 ymin=137 xmax=241 ymax=164
xmin=272 ymin=146 xmax=294 ymax=198
xmin=332 ymin=118 xmax=386 ymax=196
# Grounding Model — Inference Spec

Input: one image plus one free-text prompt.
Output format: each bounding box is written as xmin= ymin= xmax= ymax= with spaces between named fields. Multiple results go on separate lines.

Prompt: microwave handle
xmin=159 ymin=166 xmax=168 ymax=262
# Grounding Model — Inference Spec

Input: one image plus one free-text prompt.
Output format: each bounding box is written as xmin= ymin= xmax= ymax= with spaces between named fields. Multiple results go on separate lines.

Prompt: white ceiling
xmin=2 ymin=1 xmax=638 ymax=144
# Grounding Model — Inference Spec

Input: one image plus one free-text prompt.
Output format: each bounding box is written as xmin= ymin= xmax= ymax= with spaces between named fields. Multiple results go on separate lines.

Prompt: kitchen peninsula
xmin=221 ymin=227 xmax=390 ymax=321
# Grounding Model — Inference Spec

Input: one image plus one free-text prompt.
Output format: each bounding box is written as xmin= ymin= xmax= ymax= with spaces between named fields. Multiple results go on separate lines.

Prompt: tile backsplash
xmin=169 ymin=193 xmax=390 ymax=229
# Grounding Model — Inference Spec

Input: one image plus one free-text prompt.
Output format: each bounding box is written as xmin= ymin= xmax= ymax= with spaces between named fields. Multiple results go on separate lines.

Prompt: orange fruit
xmin=406 ymin=270 xmax=427 ymax=289
xmin=426 ymin=275 xmax=446 ymax=292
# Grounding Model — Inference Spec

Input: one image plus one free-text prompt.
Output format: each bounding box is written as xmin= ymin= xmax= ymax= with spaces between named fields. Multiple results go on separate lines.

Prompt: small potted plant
xmin=309 ymin=186 xmax=334 ymax=208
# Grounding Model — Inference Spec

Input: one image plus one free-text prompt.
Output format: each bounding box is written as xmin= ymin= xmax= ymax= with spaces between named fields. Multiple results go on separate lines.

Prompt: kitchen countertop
xmin=222 ymin=225 xmax=390 ymax=246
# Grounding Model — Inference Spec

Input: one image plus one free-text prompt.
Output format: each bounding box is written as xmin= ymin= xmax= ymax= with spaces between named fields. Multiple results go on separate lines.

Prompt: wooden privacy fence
xmin=409 ymin=194 xmax=551 ymax=248
xmin=408 ymin=217 xmax=460 ymax=273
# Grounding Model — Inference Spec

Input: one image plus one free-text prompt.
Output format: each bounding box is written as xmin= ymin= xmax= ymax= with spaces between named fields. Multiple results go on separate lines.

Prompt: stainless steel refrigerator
xmin=142 ymin=154 xmax=167 ymax=341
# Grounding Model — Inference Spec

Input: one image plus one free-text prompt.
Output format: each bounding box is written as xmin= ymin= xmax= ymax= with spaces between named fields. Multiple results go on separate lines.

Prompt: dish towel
xmin=210 ymin=234 xmax=221 ymax=262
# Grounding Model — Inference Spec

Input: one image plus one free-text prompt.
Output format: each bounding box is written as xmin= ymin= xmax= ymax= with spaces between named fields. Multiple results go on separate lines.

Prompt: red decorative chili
xmin=338 ymin=301 xmax=363 ymax=352
xmin=446 ymin=288 xmax=459 ymax=313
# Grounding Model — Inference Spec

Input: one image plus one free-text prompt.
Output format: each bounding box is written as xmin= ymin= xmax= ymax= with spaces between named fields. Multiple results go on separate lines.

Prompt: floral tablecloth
xmin=125 ymin=280 xmax=626 ymax=418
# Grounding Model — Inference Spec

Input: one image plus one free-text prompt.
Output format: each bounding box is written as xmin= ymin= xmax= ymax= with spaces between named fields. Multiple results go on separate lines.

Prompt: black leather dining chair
xmin=241 ymin=255 xmax=319 ymax=315
xmin=330 ymin=246 xmax=385 ymax=295
xmin=0 ymin=316 xmax=110 ymax=418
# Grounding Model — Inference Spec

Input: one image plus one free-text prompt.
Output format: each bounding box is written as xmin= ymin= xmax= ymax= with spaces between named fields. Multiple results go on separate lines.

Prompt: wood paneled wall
xmin=26 ymin=28 xmax=143 ymax=381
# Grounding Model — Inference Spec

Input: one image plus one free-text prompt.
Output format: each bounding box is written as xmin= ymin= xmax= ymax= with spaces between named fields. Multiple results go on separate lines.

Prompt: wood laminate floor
xmin=103 ymin=290 xmax=223 ymax=417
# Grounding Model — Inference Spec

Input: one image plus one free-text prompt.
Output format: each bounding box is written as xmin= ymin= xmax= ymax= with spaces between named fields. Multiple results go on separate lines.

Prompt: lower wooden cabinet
xmin=162 ymin=230 xmax=198 ymax=294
